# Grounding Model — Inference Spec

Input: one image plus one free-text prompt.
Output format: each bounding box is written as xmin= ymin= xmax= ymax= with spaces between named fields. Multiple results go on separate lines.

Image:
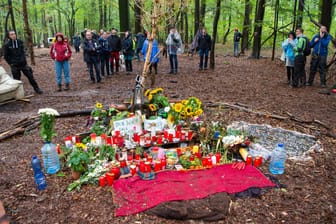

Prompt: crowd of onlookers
xmin=281 ymin=25 xmax=332 ymax=88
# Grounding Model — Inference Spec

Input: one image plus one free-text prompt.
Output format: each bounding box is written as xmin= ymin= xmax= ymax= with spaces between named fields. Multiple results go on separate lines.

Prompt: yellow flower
xmin=149 ymin=104 xmax=157 ymax=111
xmin=148 ymin=94 xmax=153 ymax=101
xmin=185 ymin=106 xmax=193 ymax=116
xmin=75 ymin=143 xmax=86 ymax=149
xmin=181 ymin=100 xmax=188 ymax=105
xmin=195 ymin=108 xmax=203 ymax=116
xmin=180 ymin=111 xmax=187 ymax=119
xmin=174 ymin=103 xmax=183 ymax=113
xmin=155 ymin=88 xmax=164 ymax=94
xmin=167 ymin=113 xmax=175 ymax=124
xmin=144 ymin=89 xmax=151 ymax=96
xmin=96 ymin=102 xmax=103 ymax=109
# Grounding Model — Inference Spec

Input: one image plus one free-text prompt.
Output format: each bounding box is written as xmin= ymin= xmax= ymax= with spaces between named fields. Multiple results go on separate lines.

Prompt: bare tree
xmin=22 ymin=0 xmax=35 ymax=65
xmin=210 ymin=0 xmax=221 ymax=69
xmin=251 ymin=0 xmax=266 ymax=59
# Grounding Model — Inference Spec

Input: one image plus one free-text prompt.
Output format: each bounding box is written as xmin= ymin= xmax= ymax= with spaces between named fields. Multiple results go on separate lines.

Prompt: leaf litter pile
xmin=0 ymin=48 xmax=335 ymax=224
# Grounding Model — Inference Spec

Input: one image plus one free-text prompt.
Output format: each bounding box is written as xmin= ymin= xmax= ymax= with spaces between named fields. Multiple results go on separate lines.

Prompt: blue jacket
xmin=309 ymin=33 xmax=331 ymax=56
xmin=282 ymin=39 xmax=296 ymax=62
xmin=142 ymin=39 xmax=159 ymax=63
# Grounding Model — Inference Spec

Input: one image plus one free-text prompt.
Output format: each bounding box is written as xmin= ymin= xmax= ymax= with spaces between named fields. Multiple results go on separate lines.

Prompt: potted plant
xmin=67 ymin=146 xmax=90 ymax=180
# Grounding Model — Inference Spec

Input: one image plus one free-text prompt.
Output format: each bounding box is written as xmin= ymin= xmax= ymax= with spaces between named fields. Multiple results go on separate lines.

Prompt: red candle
xmin=100 ymin=133 xmax=107 ymax=143
xmin=254 ymin=156 xmax=263 ymax=167
xmin=207 ymin=156 xmax=213 ymax=167
xmin=120 ymin=160 xmax=127 ymax=168
xmin=135 ymin=154 xmax=141 ymax=160
xmin=168 ymin=133 xmax=173 ymax=142
xmin=115 ymin=130 xmax=120 ymax=137
xmin=151 ymin=135 xmax=157 ymax=143
xmin=181 ymin=131 xmax=186 ymax=141
xmin=127 ymin=153 xmax=133 ymax=162
xmin=99 ymin=176 xmax=106 ymax=187
xmin=246 ymin=155 xmax=253 ymax=165
xmin=176 ymin=124 xmax=182 ymax=132
xmin=202 ymin=157 xmax=208 ymax=167
xmin=187 ymin=131 xmax=193 ymax=141
xmin=106 ymin=136 xmax=112 ymax=145
xmin=105 ymin=172 xmax=115 ymax=186
xmin=130 ymin=165 xmax=137 ymax=176
xmin=157 ymin=135 xmax=163 ymax=145
xmin=110 ymin=166 xmax=120 ymax=179
xmin=175 ymin=131 xmax=181 ymax=139
xmin=164 ymin=130 xmax=168 ymax=139
xmin=75 ymin=134 xmax=81 ymax=144
xmin=176 ymin=148 xmax=182 ymax=157
xmin=139 ymin=161 xmax=145 ymax=172
xmin=189 ymin=155 xmax=195 ymax=161
xmin=147 ymin=156 xmax=153 ymax=163
xmin=154 ymin=160 xmax=161 ymax=172
xmin=145 ymin=161 xmax=151 ymax=173
xmin=161 ymin=158 xmax=166 ymax=170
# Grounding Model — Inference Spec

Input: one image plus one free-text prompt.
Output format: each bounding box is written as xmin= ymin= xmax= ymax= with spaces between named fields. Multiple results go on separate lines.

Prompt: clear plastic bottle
xmin=269 ymin=143 xmax=286 ymax=174
xmin=31 ymin=155 xmax=47 ymax=190
xmin=41 ymin=142 xmax=60 ymax=174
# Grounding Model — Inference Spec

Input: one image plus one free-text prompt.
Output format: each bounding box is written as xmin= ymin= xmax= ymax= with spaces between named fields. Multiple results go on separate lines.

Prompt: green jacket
xmin=293 ymin=34 xmax=306 ymax=57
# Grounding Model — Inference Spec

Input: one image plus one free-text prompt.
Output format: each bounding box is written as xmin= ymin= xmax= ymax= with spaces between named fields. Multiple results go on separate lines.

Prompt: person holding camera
xmin=166 ymin=26 xmax=182 ymax=74
xmin=306 ymin=25 xmax=331 ymax=88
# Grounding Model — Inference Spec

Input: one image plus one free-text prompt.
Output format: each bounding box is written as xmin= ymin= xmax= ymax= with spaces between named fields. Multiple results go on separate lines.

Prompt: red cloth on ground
xmin=113 ymin=164 xmax=275 ymax=216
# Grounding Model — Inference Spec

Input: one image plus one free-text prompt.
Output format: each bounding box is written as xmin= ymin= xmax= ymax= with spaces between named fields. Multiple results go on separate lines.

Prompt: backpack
xmin=300 ymin=37 xmax=311 ymax=56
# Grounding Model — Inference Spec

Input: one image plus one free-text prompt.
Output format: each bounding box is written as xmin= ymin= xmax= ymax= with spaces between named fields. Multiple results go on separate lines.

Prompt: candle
xmin=254 ymin=156 xmax=263 ymax=167
xmin=176 ymin=124 xmax=182 ymax=132
xmin=181 ymin=131 xmax=186 ymax=141
xmin=168 ymin=134 xmax=173 ymax=142
xmin=154 ymin=160 xmax=162 ymax=172
xmin=75 ymin=134 xmax=81 ymax=144
xmin=105 ymin=172 xmax=115 ymax=186
xmin=130 ymin=164 xmax=137 ymax=176
xmin=90 ymin=133 xmax=97 ymax=144
xmin=161 ymin=157 xmax=166 ymax=170
xmin=157 ymin=135 xmax=163 ymax=145
xmin=99 ymin=176 xmax=106 ymax=187
xmin=139 ymin=160 xmax=145 ymax=172
xmin=145 ymin=161 xmax=151 ymax=173
xmin=106 ymin=136 xmax=112 ymax=145
xmin=207 ymin=156 xmax=213 ymax=167
xmin=164 ymin=129 xmax=168 ymax=139
xmin=115 ymin=130 xmax=120 ymax=137
xmin=202 ymin=157 xmax=208 ymax=167
xmin=120 ymin=160 xmax=127 ymax=168
xmin=215 ymin=153 xmax=221 ymax=164
xmin=187 ymin=130 xmax=193 ymax=141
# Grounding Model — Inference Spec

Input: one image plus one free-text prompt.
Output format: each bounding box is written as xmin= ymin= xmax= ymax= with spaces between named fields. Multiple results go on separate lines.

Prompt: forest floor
xmin=0 ymin=46 xmax=336 ymax=224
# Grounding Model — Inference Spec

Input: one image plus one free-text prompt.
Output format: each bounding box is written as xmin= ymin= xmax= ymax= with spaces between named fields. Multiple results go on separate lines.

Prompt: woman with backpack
xmin=50 ymin=32 xmax=72 ymax=91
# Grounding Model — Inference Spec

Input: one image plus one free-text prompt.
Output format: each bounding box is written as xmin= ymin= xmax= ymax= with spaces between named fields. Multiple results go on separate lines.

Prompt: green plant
xmin=38 ymin=108 xmax=60 ymax=142
xmin=67 ymin=148 xmax=90 ymax=173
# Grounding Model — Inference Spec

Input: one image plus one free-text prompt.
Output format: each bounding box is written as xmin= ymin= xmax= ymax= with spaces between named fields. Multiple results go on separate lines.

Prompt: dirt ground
xmin=0 ymin=46 xmax=335 ymax=224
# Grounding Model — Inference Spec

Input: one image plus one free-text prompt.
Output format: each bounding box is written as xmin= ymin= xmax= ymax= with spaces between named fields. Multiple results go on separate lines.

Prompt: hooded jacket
xmin=3 ymin=38 xmax=27 ymax=66
xmin=50 ymin=32 xmax=72 ymax=62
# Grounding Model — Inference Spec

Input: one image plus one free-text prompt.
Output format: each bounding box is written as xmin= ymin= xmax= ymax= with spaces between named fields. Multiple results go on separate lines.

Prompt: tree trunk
xmin=251 ymin=0 xmax=266 ymax=59
xmin=134 ymin=0 xmax=142 ymax=34
xmin=99 ymin=0 xmax=103 ymax=29
xmin=32 ymin=0 xmax=40 ymax=47
xmin=184 ymin=10 xmax=189 ymax=44
xmin=222 ymin=14 xmax=231 ymax=44
xmin=210 ymin=0 xmax=221 ymax=70
xmin=119 ymin=0 xmax=130 ymax=34
xmin=320 ymin=0 xmax=333 ymax=31
xmin=103 ymin=3 xmax=107 ymax=29
xmin=241 ymin=0 xmax=251 ymax=54
xmin=297 ymin=0 xmax=305 ymax=28
xmin=22 ymin=0 xmax=35 ymax=65
xmin=57 ymin=0 xmax=62 ymax=32
xmin=8 ymin=0 xmax=16 ymax=33
xmin=293 ymin=0 xmax=298 ymax=30
xmin=41 ymin=0 xmax=48 ymax=47
xmin=271 ymin=0 xmax=279 ymax=61
xmin=200 ymin=0 xmax=206 ymax=27
xmin=194 ymin=0 xmax=200 ymax=36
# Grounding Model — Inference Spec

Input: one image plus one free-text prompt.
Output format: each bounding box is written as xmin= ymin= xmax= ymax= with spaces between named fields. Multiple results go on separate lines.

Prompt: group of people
xmin=282 ymin=25 xmax=331 ymax=88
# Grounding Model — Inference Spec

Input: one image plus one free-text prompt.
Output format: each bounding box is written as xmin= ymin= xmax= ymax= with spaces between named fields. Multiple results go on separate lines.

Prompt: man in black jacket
xmin=3 ymin=30 xmax=43 ymax=94
xmin=108 ymin=28 xmax=122 ymax=74
xmin=197 ymin=28 xmax=211 ymax=70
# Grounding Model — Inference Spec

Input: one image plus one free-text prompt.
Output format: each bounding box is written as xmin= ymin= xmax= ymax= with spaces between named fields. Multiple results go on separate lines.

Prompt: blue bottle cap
xmin=278 ymin=143 xmax=284 ymax=147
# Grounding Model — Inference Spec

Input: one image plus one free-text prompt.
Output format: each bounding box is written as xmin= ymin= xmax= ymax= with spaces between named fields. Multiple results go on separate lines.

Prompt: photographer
xmin=306 ymin=25 xmax=331 ymax=88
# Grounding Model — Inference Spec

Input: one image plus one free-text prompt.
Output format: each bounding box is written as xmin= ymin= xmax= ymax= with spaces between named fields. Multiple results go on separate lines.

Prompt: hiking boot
xmin=57 ymin=84 xmax=62 ymax=92
xmin=64 ymin=84 xmax=70 ymax=91
xmin=321 ymin=84 xmax=327 ymax=88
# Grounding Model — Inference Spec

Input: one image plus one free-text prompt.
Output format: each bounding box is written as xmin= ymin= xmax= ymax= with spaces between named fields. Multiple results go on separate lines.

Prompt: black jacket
xmin=122 ymin=34 xmax=134 ymax=56
xmin=82 ymin=38 xmax=101 ymax=63
xmin=4 ymin=39 xmax=27 ymax=66
xmin=197 ymin=33 xmax=211 ymax=51
xmin=108 ymin=35 xmax=122 ymax=52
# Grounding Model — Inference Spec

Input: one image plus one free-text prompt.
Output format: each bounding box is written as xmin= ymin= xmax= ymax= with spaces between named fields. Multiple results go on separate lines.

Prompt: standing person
xmin=281 ymin=31 xmax=296 ymax=84
xmin=3 ymin=30 xmax=43 ymax=94
xmin=197 ymin=27 xmax=211 ymax=70
xmin=233 ymin=28 xmax=242 ymax=57
xmin=99 ymin=31 xmax=111 ymax=77
xmin=165 ymin=26 xmax=182 ymax=74
xmin=142 ymin=37 xmax=160 ymax=74
xmin=122 ymin=31 xmax=134 ymax=74
xmin=108 ymin=28 xmax=122 ymax=74
xmin=82 ymin=31 xmax=102 ymax=83
xmin=306 ymin=25 xmax=331 ymax=88
xmin=135 ymin=32 xmax=146 ymax=61
xmin=50 ymin=32 xmax=72 ymax=91
xmin=292 ymin=27 xmax=308 ymax=88
xmin=73 ymin=32 xmax=81 ymax=53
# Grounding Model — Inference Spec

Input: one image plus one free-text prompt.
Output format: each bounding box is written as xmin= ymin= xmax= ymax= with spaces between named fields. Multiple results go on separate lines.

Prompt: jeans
xmin=169 ymin=54 xmax=178 ymax=73
xmin=234 ymin=42 xmax=240 ymax=56
xmin=100 ymin=53 xmax=110 ymax=76
xmin=308 ymin=55 xmax=327 ymax=85
xmin=87 ymin=61 xmax=101 ymax=82
xmin=54 ymin=60 xmax=70 ymax=85
xmin=110 ymin=51 xmax=120 ymax=72
xmin=199 ymin=49 xmax=209 ymax=69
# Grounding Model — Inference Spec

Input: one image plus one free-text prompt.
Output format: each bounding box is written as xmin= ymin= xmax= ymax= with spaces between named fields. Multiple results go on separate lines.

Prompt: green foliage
xmin=67 ymin=148 xmax=90 ymax=173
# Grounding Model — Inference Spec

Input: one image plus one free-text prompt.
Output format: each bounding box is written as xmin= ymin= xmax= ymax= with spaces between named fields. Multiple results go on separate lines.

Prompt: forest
xmin=1 ymin=0 xmax=335 ymax=60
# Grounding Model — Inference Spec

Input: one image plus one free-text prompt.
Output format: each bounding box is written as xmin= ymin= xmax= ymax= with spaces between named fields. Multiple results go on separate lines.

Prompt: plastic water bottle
xmin=41 ymin=142 xmax=60 ymax=174
xmin=269 ymin=143 xmax=286 ymax=174
xmin=31 ymin=155 xmax=47 ymax=190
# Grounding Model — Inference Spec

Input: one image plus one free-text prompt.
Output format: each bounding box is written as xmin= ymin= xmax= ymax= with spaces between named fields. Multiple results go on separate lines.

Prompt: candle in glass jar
xmin=139 ymin=160 xmax=145 ymax=172
xmin=144 ymin=161 xmax=151 ymax=173
xmin=99 ymin=176 xmax=106 ymax=187
xmin=105 ymin=172 xmax=115 ymax=186
xmin=164 ymin=129 xmax=168 ymax=139
xmin=157 ymin=135 xmax=163 ymax=145
xmin=168 ymin=134 xmax=173 ymax=142
xmin=154 ymin=160 xmax=161 ymax=172
xmin=180 ymin=131 xmax=186 ymax=141
xmin=90 ymin=133 xmax=97 ymax=143
xmin=130 ymin=164 xmax=137 ymax=176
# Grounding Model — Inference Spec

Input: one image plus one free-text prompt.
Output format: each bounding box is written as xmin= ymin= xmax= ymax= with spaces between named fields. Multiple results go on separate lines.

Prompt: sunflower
xmin=144 ymin=89 xmax=151 ymax=97
xmin=95 ymin=102 xmax=103 ymax=109
xmin=194 ymin=108 xmax=203 ymax=116
xmin=185 ymin=106 xmax=193 ymax=116
xmin=148 ymin=94 xmax=153 ymax=101
xmin=180 ymin=110 xmax=187 ymax=119
xmin=174 ymin=103 xmax=183 ymax=113
xmin=181 ymin=100 xmax=188 ymax=105
xmin=149 ymin=104 xmax=157 ymax=111
xmin=167 ymin=113 xmax=175 ymax=124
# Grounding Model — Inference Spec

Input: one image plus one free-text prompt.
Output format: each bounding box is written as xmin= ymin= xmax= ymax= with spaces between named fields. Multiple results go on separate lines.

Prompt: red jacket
xmin=50 ymin=32 xmax=72 ymax=62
